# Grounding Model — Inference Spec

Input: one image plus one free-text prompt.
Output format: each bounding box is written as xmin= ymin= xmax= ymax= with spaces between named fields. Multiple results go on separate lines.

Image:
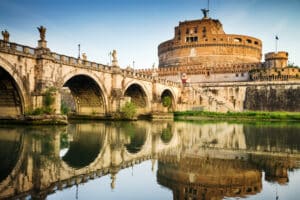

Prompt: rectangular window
xmin=194 ymin=27 xmax=198 ymax=33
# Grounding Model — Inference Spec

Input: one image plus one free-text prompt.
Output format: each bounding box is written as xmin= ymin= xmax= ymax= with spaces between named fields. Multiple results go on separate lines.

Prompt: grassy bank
xmin=174 ymin=111 xmax=300 ymax=122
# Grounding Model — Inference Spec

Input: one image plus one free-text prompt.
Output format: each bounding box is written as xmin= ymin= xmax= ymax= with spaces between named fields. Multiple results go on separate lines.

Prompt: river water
xmin=0 ymin=121 xmax=300 ymax=200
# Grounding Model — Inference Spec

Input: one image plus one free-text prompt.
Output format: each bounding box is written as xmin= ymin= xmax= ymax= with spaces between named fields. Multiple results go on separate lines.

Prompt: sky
xmin=0 ymin=0 xmax=300 ymax=68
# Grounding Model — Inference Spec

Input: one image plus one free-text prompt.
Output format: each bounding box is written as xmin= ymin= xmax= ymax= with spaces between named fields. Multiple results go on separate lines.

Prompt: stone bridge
xmin=0 ymin=29 xmax=183 ymax=118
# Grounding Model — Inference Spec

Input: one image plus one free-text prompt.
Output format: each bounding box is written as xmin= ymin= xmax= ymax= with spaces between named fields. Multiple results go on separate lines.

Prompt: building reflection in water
xmin=0 ymin=121 xmax=299 ymax=199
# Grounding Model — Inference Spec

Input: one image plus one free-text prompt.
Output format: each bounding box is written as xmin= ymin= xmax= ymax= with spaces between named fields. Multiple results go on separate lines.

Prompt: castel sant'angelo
xmin=139 ymin=8 xmax=299 ymax=83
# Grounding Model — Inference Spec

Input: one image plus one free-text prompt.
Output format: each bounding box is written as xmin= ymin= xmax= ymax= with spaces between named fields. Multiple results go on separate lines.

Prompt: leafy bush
xmin=26 ymin=87 xmax=57 ymax=115
xmin=61 ymin=101 xmax=70 ymax=115
xmin=44 ymin=87 xmax=56 ymax=108
xmin=121 ymin=102 xmax=137 ymax=119
xmin=162 ymin=96 xmax=172 ymax=109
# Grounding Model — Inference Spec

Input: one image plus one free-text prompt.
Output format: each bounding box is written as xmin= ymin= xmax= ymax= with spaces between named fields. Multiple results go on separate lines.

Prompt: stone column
xmin=109 ymin=50 xmax=124 ymax=114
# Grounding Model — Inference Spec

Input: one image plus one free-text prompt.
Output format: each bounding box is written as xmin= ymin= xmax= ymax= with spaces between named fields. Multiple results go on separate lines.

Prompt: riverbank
xmin=174 ymin=111 xmax=300 ymax=122
xmin=0 ymin=114 xmax=68 ymax=125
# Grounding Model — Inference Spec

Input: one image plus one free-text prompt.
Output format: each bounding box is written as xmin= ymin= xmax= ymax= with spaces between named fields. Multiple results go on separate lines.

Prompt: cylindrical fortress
xmin=158 ymin=17 xmax=262 ymax=68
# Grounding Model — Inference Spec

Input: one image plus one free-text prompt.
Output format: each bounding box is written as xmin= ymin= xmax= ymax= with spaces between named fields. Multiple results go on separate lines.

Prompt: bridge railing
xmin=0 ymin=40 xmax=36 ymax=56
xmin=50 ymin=52 xmax=113 ymax=72
xmin=0 ymin=40 xmax=180 ymax=87
xmin=120 ymin=68 xmax=181 ymax=87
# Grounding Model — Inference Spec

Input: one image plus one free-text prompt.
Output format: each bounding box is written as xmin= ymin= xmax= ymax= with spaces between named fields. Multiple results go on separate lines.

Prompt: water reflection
xmin=0 ymin=121 xmax=299 ymax=199
xmin=62 ymin=124 xmax=106 ymax=168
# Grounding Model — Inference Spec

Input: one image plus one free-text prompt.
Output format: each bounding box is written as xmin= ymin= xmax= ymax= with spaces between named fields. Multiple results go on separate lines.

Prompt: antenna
xmin=78 ymin=44 xmax=81 ymax=59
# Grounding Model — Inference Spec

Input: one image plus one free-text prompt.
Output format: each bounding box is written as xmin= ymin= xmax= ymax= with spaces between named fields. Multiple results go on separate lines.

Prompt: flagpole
xmin=275 ymin=35 xmax=279 ymax=53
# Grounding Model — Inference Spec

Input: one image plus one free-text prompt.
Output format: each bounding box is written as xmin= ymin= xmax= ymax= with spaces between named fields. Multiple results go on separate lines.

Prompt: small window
xmin=234 ymin=38 xmax=242 ymax=42
xmin=236 ymin=73 xmax=239 ymax=77
xmin=202 ymin=27 xmax=207 ymax=37
xmin=254 ymin=41 xmax=259 ymax=45
xmin=186 ymin=28 xmax=190 ymax=34
xmin=213 ymin=38 xmax=216 ymax=41
xmin=241 ymin=73 xmax=244 ymax=77
xmin=246 ymin=39 xmax=252 ymax=43
xmin=194 ymin=27 xmax=198 ymax=33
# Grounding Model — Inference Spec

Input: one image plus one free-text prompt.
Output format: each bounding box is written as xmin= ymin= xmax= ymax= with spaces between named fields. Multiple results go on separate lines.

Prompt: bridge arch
xmin=60 ymin=72 xmax=108 ymax=116
xmin=123 ymin=81 xmax=151 ymax=114
xmin=161 ymin=88 xmax=176 ymax=111
xmin=123 ymin=124 xmax=152 ymax=159
xmin=0 ymin=130 xmax=27 ymax=195
xmin=0 ymin=56 xmax=28 ymax=116
xmin=160 ymin=123 xmax=174 ymax=144
xmin=60 ymin=123 xmax=109 ymax=172
xmin=61 ymin=125 xmax=107 ymax=169
xmin=123 ymin=123 xmax=148 ymax=154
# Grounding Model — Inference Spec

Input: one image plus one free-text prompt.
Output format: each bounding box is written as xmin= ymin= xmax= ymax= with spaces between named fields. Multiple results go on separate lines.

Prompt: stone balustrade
xmin=0 ymin=39 xmax=180 ymax=86
xmin=0 ymin=39 xmax=36 ymax=57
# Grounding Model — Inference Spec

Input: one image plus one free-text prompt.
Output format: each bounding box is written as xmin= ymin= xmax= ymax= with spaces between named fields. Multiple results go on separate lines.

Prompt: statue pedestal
xmin=38 ymin=40 xmax=47 ymax=48
xmin=112 ymin=59 xmax=118 ymax=67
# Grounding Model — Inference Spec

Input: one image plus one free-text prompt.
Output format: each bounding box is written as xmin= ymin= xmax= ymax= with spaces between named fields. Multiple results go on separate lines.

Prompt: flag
xmin=275 ymin=35 xmax=279 ymax=40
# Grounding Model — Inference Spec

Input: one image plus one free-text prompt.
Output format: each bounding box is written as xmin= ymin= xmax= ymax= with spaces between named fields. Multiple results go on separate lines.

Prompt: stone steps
xmin=0 ymin=90 xmax=19 ymax=106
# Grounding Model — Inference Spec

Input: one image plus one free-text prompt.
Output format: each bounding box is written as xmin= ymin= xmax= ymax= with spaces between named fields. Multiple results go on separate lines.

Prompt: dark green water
xmin=0 ymin=121 xmax=300 ymax=200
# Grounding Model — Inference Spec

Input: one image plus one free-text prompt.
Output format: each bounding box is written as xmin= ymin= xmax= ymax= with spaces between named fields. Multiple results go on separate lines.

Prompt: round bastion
xmin=158 ymin=14 xmax=262 ymax=68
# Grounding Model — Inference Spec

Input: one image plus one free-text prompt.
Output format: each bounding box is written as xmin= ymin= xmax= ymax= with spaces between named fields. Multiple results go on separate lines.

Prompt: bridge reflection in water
xmin=0 ymin=122 xmax=300 ymax=199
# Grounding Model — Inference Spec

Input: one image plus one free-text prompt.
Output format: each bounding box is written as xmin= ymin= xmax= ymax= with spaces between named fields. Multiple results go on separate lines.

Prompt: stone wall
xmin=190 ymin=82 xmax=300 ymax=112
xmin=244 ymin=85 xmax=300 ymax=112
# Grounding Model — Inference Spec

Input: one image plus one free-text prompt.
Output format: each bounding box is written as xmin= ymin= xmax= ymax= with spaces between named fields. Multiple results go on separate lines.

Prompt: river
xmin=0 ymin=121 xmax=300 ymax=200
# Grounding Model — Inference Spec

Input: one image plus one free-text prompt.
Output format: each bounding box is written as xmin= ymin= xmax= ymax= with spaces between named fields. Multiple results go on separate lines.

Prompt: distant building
xmin=138 ymin=10 xmax=299 ymax=83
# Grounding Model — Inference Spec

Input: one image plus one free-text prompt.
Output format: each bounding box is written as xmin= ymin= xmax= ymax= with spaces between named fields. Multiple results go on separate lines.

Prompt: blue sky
xmin=1 ymin=0 xmax=299 ymax=68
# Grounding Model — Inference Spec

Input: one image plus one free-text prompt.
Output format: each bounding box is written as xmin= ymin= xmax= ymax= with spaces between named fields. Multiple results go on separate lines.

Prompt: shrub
xmin=162 ymin=96 xmax=172 ymax=108
xmin=61 ymin=101 xmax=70 ymax=115
xmin=121 ymin=102 xmax=137 ymax=119
xmin=44 ymin=87 xmax=56 ymax=108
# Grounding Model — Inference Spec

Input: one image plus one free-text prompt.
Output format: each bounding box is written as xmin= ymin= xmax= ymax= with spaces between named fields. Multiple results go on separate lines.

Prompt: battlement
xmin=265 ymin=51 xmax=288 ymax=60
xmin=250 ymin=67 xmax=300 ymax=81
xmin=137 ymin=62 xmax=263 ymax=76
